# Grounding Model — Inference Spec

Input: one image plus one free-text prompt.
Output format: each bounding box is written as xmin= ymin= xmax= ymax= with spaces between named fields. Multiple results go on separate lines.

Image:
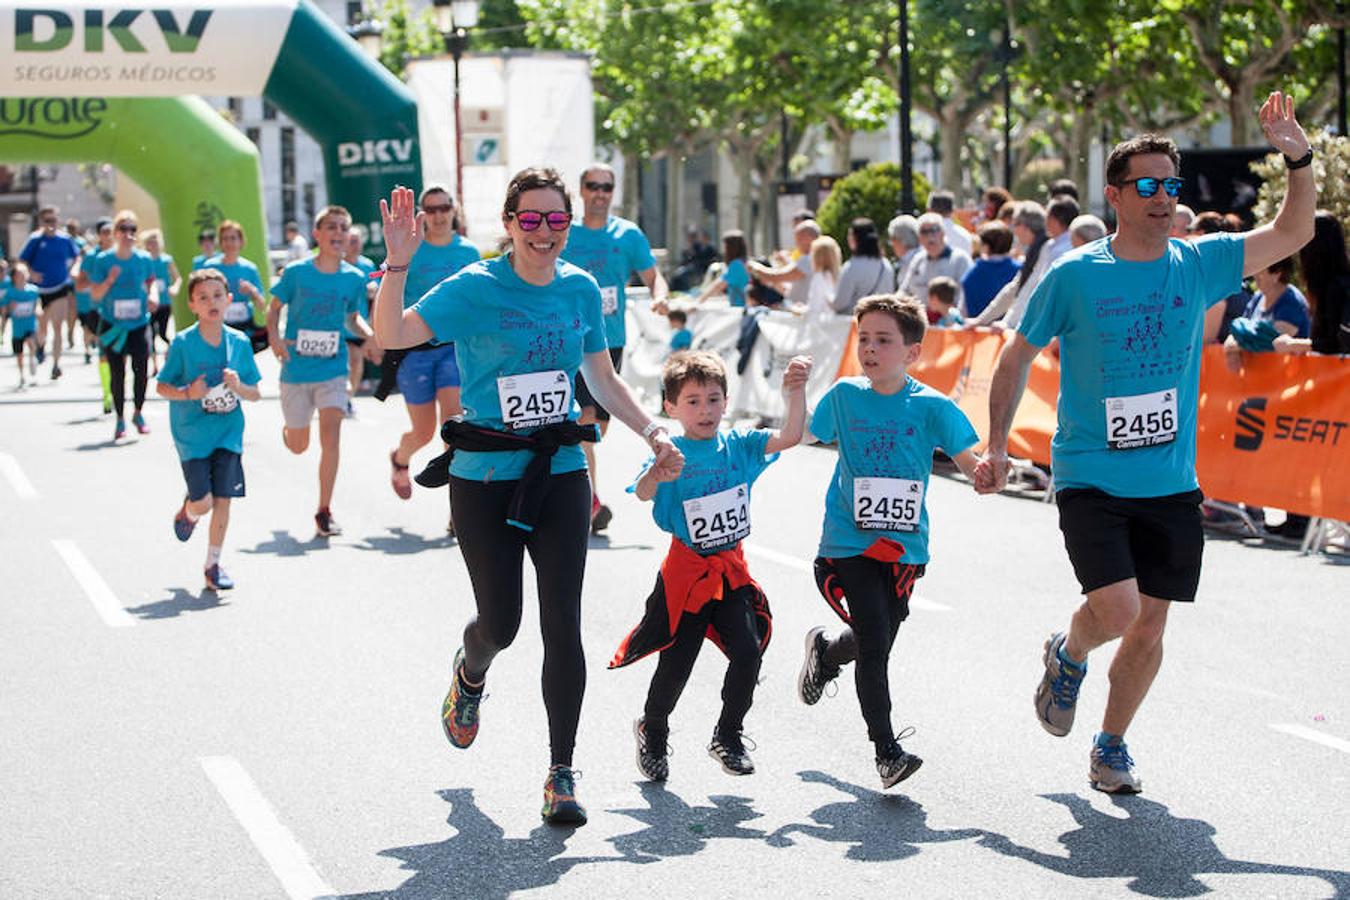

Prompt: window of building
xmin=346 ymin=1 xmax=362 ymax=25
xmin=227 ymin=97 xmax=243 ymax=120
xmin=246 ymin=127 xmax=261 ymax=147
xmin=281 ymin=126 xmax=296 ymax=228
xmin=303 ymin=183 xmax=316 ymax=223
xmin=262 ymin=100 xmax=277 ymax=121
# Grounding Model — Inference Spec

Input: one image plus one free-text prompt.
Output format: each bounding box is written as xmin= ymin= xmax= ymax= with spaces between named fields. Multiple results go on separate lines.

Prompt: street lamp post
xmin=992 ymin=27 xmax=1015 ymax=189
xmin=433 ymin=0 xmax=480 ymax=213
xmin=897 ymin=0 xmax=914 ymax=215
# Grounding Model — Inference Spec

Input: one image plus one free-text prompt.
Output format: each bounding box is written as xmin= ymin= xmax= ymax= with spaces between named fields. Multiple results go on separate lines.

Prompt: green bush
xmin=818 ymin=163 xmax=931 ymax=261
xmin=1250 ymin=129 xmax=1350 ymax=240
xmin=1011 ymin=158 xmax=1066 ymax=205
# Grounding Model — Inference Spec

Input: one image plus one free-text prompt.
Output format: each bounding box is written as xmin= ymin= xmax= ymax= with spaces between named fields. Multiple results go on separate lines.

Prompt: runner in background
xmin=342 ymin=227 xmax=381 ymax=412
xmin=76 ymin=219 xmax=116 ymax=411
xmin=198 ymin=221 xmax=269 ymax=355
xmin=142 ymin=228 xmax=181 ymax=376
xmin=19 ymin=205 xmax=79 ymax=381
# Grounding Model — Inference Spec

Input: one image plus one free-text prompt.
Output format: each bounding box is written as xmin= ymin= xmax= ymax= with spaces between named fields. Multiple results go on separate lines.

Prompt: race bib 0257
xmin=295 ymin=329 xmax=340 ymax=358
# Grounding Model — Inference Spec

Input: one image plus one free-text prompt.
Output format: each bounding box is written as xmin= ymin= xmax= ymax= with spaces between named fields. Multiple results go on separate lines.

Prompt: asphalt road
xmin=1 ymin=350 xmax=1347 ymax=900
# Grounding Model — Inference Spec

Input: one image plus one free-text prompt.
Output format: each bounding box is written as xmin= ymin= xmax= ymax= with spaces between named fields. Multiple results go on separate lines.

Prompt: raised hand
xmin=1259 ymin=91 xmax=1311 ymax=160
xmin=379 ymin=186 xmax=424 ymax=267
xmin=782 ymin=354 xmax=813 ymax=394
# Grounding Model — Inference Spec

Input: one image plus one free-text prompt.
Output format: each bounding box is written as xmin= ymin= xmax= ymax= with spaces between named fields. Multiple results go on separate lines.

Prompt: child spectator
xmin=961 ymin=221 xmax=1020 ymax=318
xmin=668 ymin=309 xmax=693 ymax=353
xmin=926 ymin=276 xmax=963 ymax=327
xmin=796 ymin=294 xmax=982 ymax=789
xmin=610 ymin=349 xmax=813 ymax=780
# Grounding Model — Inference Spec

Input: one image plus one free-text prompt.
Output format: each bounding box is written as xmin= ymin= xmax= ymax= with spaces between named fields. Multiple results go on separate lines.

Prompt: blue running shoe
xmin=173 ymin=499 xmax=197 ymax=542
xmin=204 ymin=564 xmax=234 ymax=591
xmin=1035 ymin=632 xmax=1086 ymax=737
xmin=1090 ymin=736 xmax=1142 ymax=794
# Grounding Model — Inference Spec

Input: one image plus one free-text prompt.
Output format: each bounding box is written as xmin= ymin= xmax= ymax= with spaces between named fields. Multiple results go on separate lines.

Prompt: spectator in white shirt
xmin=927 ymin=190 xmax=973 ymax=256
xmin=886 ymin=214 xmax=920 ymax=289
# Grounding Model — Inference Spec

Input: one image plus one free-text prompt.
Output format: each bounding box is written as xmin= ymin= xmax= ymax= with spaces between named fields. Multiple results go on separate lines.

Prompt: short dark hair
xmin=722 ymin=230 xmax=748 ymax=262
xmin=849 ymin=218 xmax=881 ymax=258
xmin=982 ymin=186 xmax=1012 ymax=209
xmin=855 ymin=293 xmax=926 ymax=345
xmin=503 ymin=167 xmax=572 ymax=217
xmin=420 ymin=184 xmax=453 ymax=206
xmin=926 ymin=276 xmax=959 ymax=307
xmin=1105 ymin=134 xmax=1180 ymax=187
xmin=188 ymin=268 xmax=229 ymax=299
xmin=1191 ymin=210 xmax=1231 ymax=234
xmin=1048 ymin=178 xmax=1079 ymax=200
xmin=667 ymin=309 xmax=687 ymax=326
xmin=793 ymin=209 xmax=816 ymax=222
xmin=1047 ymin=196 xmax=1080 ymax=230
xmin=927 ymin=190 xmax=956 ymax=215
xmin=663 ymin=350 xmax=728 ymax=402
xmin=1265 ymin=255 xmax=1296 ymax=284
xmin=977 ymin=221 xmax=1014 ymax=255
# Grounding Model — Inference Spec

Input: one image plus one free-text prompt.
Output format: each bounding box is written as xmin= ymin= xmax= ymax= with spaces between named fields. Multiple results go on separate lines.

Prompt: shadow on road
xmin=978 ymin=792 xmax=1350 ymax=897
xmin=125 ymin=587 xmax=229 ymax=619
xmin=765 ymin=770 xmax=984 ymax=861
xmin=331 ymin=787 xmax=608 ymax=900
xmin=72 ymin=438 xmax=135 ymax=451
xmin=353 ymin=527 xmax=455 ymax=555
xmin=238 ymin=530 xmax=329 ymax=558
xmin=62 ymin=415 xmax=104 ymax=425
xmin=587 ymin=534 xmax=654 ymax=552
xmin=607 ymin=782 xmax=766 ymax=861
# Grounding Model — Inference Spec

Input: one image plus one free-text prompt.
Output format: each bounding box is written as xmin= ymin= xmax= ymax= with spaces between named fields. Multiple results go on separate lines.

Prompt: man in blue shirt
xmin=977 ymin=92 xmax=1317 ymax=795
xmin=561 ymin=163 xmax=670 ymax=533
xmin=18 ymin=205 xmax=80 ymax=380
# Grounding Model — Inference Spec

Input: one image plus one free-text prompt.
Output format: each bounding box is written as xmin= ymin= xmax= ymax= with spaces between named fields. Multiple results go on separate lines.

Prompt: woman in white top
xmin=803 ymin=235 xmax=842 ymax=321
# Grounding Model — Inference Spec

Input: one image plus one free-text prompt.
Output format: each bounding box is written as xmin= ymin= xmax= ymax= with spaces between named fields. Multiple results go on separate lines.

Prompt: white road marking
xmin=1270 ymin=723 xmax=1350 ymax=755
xmin=199 ymin=756 xmax=334 ymax=900
xmin=50 ymin=539 xmax=134 ymax=628
xmin=0 ymin=452 xmax=38 ymax=499
xmin=744 ymin=542 xmax=952 ymax=611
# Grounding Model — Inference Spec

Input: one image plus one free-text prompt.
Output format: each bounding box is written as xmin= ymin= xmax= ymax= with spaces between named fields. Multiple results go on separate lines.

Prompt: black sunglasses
xmin=583 ymin=181 xmax=615 ymax=193
xmin=510 ymin=209 xmax=572 ymax=232
xmin=1120 ymin=176 xmax=1183 ymax=199
xmin=116 ymin=224 xmax=138 ymax=234
xmin=423 ymin=203 xmax=454 ymax=214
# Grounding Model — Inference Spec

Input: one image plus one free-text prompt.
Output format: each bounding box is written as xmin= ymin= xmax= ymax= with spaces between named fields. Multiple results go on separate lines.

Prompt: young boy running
xmin=157 ymin=270 xmax=262 ymax=591
xmin=5 ymin=263 xmax=40 ymax=388
xmin=796 ymin=294 xmax=982 ymax=789
xmin=611 ymin=349 xmax=812 ymax=780
xmin=267 ymin=206 xmax=373 ymax=537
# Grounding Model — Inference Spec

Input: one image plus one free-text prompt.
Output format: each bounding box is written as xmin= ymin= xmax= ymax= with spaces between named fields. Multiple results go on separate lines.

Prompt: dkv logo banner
xmin=0 ymin=0 xmax=297 ymax=95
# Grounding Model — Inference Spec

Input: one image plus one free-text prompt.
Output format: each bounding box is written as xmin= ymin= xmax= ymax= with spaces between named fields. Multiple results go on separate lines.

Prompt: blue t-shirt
xmin=342 ymin=255 xmax=376 ymax=339
xmin=150 ymin=253 xmax=175 ymax=305
xmin=811 ymin=376 xmax=978 ymax=563
xmin=405 ymin=236 xmax=481 ymax=347
xmin=271 ymin=258 xmax=366 ymax=384
xmin=200 ymin=255 xmax=266 ymax=327
xmin=561 ymin=216 xmax=656 ymax=348
xmin=84 ymin=248 xmax=156 ymax=330
xmin=5 ymin=283 xmax=40 ymax=338
xmin=411 ymin=254 xmax=607 ymax=482
xmin=19 ymin=232 xmax=79 ymax=291
xmin=641 ymin=429 xmax=777 ymax=554
xmin=723 ymin=259 xmax=749 ymax=307
xmin=157 ymin=324 xmax=262 ymax=461
xmin=670 ymin=328 xmax=693 ymax=352
xmin=961 ymin=256 xmax=1021 ymax=318
xmin=1244 ymin=284 xmax=1310 ymax=339
xmin=1019 ymin=234 xmax=1245 ymax=497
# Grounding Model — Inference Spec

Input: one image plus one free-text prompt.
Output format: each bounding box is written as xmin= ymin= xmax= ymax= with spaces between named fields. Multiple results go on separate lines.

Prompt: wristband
xmin=1284 ymin=149 xmax=1313 ymax=170
xmin=641 ymin=421 xmax=668 ymax=441
xmin=381 ymin=261 xmax=410 ymax=274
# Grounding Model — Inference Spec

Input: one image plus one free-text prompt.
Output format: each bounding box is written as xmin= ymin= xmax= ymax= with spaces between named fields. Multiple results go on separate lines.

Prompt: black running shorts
xmin=1056 ymin=487 xmax=1205 ymax=602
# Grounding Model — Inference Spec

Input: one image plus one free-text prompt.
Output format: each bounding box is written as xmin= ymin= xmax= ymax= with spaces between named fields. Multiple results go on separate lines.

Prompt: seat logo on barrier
xmin=1235 ymin=395 xmax=1348 ymax=452
xmin=1234 ymin=397 xmax=1266 ymax=451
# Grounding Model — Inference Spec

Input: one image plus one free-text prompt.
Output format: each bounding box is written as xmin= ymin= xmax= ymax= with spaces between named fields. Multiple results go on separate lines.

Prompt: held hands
xmin=186 ymin=375 xmax=208 ymax=400
xmin=647 ymin=433 xmax=685 ymax=483
xmin=781 ymin=355 xmax=813 ymax=395
xmin=379 ymin=186 xmax=425 ymax=267
xmin=972 ymin=450 xmax=1011 ymax=494
xmin=1259 ymin=91 xmax=1311 ymax=160
xmin=273 ymin=340 xmax=291 ymax=364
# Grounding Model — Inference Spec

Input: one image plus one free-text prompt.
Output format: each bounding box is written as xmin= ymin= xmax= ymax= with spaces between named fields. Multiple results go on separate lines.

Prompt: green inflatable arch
xmin=0 ymin=96 xmax=268 ymax=329
xmin=0 ymin=0 xmax=423 ymax=325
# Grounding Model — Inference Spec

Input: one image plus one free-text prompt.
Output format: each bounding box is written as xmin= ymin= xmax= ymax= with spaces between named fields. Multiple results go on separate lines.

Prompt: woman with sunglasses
xmin=386 ymin=185 xmax=480 ymax=517
xmin=374 ymin=168 xmax=684 ymax=825
xmin=86 ymin=210 xmax=159 ymax=441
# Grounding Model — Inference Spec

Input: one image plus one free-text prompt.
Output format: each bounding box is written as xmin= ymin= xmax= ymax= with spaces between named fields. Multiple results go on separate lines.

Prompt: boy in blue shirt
xmin=667 ymin=309 xmax=693 ymax=353
xmin=267 ymin=205 xmax=373 ymax=537
xmin=5 ymin=263 xmax=41 ymax=387
xmin=156 ymin=269 xmax=262 ymax=591
xmin=611 ymin=349 xmax=812 ymax=780
xmin=797 ymin=294 xmax=982 ymax=789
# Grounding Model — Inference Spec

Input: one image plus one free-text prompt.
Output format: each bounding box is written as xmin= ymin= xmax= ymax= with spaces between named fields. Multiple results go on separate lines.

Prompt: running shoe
xmin=344 ymin=399 xmax=356 ymax=418
xmin=36 ymin=345 xmax=45 ymax=364
xmin=1035 ymin=631 xmax=1086 ymax=737
xmin=314 ymin=509 xmax=342 ymax=537
xmin=440 ymin=647 xmax=483 ymax=749
xmin=28 ymin=354 xmax=37 ymax=376
xmin=204 ymin=564 xmax=235 ymax=591
xmin=51 ymin=364 xmax=62 ymax=380
xmin=590 ymin=499 xmax=613 ymax=534
xmin=1090 ymin=737 xmax=1143 ymax=794
xmin=797 ymin=626 xmax=840 ymax=705
xmin=84 ymin=350 xmax=91 ymax=364
xmin=634 ymin=718 xmax=669 ymax=782
xmin=113 ymin=419 xmax=127 ymax=441
xmin=173 ymin=499 xmax=197 ymax=542
xmin=707 ymin=729 xmax=755 ymax=775
xmin=389 ymin=449 xmax=412 ymax=500
xmin=541 ymin=765 xmax=587 ymax=825
xmin=132 ymin=412 xmax=149 ymax=435
xmin=876 ymin=738 xmax=923 ymax=789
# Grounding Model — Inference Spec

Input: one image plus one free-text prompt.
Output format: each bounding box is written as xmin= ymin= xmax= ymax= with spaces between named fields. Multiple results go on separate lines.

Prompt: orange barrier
xmin=834 ymin=325 xmax=1348 ymax=519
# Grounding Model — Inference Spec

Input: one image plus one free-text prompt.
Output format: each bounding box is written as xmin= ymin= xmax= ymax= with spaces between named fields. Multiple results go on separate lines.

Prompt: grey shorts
xmin=279 ymin=376 xmax=348 ymax=429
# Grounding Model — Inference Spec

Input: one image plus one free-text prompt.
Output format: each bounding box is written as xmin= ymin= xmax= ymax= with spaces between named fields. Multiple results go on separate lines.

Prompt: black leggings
xmin=151 ymin=306 xmax=172 ymax=346
xmin=450 ymin=470 xmax=591 ymax=767
xmin=643 ymin=582 xmax=762 ymax=743
xmin=821 ymin=556 xmax=920 ymax=747
xmin=104 ymin=326 xmax=149 ymax=419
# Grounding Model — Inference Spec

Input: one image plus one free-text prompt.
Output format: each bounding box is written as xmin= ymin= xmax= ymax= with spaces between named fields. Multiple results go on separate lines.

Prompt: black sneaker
xmin=315 ymin=509 xmax=342 ymax=537
xmin=708 ymin=729 xmax=755 ymax=775
xmin=797 ymin=626 xmax=841 ymax=705
xmin=876 ymin=736 xmax=923 ymax=789
xmin=634 ymin=718 xmax=669 ymax=782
